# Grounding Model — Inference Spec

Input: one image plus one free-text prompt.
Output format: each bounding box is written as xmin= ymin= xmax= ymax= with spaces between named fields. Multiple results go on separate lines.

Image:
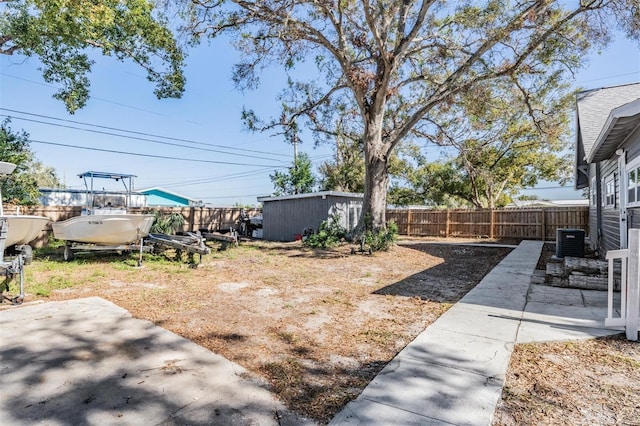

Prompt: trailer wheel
xmin=63 ymin=246 xmax=74 ymax=261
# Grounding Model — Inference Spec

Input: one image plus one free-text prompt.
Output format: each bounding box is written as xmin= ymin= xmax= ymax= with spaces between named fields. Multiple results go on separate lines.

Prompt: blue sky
xmin=0 ymin=28 xmax=639 ymax=206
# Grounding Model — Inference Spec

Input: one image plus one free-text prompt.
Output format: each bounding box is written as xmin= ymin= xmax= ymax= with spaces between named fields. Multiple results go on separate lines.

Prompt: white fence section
xmin=606 ymin=229 xmax=640 ymax=341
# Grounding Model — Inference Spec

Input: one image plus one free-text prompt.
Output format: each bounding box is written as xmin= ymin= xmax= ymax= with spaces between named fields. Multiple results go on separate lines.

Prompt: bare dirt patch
xmin=24 ymin=238 xmax=510 ymax=423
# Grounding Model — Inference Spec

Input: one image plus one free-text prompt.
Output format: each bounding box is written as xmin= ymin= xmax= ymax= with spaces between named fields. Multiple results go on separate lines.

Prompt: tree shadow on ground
xmin=373 ymin=243 xmax=513 ymax=303
xmin=0 ymin=298 xmax=298 ymax=425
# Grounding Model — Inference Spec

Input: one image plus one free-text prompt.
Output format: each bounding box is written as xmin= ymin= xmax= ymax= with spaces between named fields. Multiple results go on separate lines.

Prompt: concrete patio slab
xmin=526 ymin=284 xmax=587 ymax=305
xmin=429 ymin=304 xmax=522 ymax=343
xmin=0 ymin=297 xmax=311 ymax=426
xmin=461 ymin=287 xmax=528 ymax=311
xmin=516 ymin=320 xmax=621 ymax=343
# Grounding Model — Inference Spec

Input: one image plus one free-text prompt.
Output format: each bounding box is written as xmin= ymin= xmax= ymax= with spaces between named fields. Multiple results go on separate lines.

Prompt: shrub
xmin=358 ymin=214 xmax=398 ymax=252
xmin=303 ymin=215 xmax=346 ymax=249
xmin=150 ymin=211 xmax=185 ymax=234
xmin=364 ymin=220 xmax=398 ymax=252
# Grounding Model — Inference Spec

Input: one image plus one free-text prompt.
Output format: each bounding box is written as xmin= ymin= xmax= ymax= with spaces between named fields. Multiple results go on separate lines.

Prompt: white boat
xmin=2 ymin=215 xmax=51 ymax=247
xmin=51 ymin=171 xmax=155 ymax=246
xmin=52 ymin=211 xmax=154 ymax=245
xmin=0 ymin=162 xmax=50 ymax=249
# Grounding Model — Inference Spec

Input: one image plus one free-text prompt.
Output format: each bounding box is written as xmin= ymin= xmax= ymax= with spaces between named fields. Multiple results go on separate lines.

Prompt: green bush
xmin=358 ymin=214 xmax=398 ymax=252
xmin=303 ymin=215 xmax=346 ymax=249
xmin=363 ymin=220 xmax=398 ymax=252
xmin=150 ymin=211 xmax=185 ymax=234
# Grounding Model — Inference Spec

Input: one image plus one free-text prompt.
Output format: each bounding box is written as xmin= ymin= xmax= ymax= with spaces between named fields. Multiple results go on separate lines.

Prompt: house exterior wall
xmin=599 ymin=157 xmax=621 ymax=254
xmin=261 ymin=194 xmax=363 ymax=241
xmin=588 ymin=125 xmax=640 ymax=256
xmin=626 ymin=126 xmax=640 ymax=158
xmin=624 ymin=126 xmax=640 ymax=232
xmin=630 ymin=208 xmax=640 ymax=230
xmin=588 ymin=163 xmax=599 ymax=249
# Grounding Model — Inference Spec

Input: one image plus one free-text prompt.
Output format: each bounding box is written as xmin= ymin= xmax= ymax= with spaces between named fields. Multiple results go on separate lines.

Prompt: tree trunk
xmin=362 ymin=118 xmax=389 ymax=230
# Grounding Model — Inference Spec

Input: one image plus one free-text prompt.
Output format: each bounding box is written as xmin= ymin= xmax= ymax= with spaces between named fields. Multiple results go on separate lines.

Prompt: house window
xmin=604 ymin=174 xmax=616 ymax=209
xmin=591 ymin=177 xmax=597 ymax=205
xmin=628 ymin=158 xmax=640 ymax=207
xmin=629 ymin=168 xmax=637 ymax=204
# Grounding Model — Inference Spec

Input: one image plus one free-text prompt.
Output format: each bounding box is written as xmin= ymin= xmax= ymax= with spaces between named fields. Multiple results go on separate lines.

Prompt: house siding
xmin=630 ymin=207 xmax=640 ymax=230
xmin=587 ymin=163 xmax=599 ymax=249
xmin=624 ymin=126 xmax=640 ymax=159
xmin=261 ymin=194 xmax=363 ymax=242
xmin=624 ymin=126 xmax=640 ymax=234
xmin=599 ymin=158 xmax=621 ymax=253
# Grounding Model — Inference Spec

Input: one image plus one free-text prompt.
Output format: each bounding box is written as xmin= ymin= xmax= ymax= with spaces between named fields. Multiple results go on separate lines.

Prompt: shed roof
xmin=257 ymin=191 xmax=363 ymax=202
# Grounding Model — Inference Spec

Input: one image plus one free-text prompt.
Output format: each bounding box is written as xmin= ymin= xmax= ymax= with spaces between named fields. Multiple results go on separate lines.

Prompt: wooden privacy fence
xmin=386 ymin=207 xmax=589 ymax=241
xmin=6 ymin=205 xmax=588 ymax=247
xmin=6 ymin=205 xmax=260 ymax=248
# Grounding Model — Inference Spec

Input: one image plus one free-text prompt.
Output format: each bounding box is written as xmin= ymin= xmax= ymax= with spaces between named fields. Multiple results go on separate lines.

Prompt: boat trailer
xmin=62 ymin=238 xmax=153 ymax=266
xmin=0 ymin=219 xmax=30 ymax=305
xmin=146 ymin=232 xmax=211 ymax=261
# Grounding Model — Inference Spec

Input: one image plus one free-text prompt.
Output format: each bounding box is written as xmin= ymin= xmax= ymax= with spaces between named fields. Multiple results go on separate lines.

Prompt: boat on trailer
xmin=0 ymin=162 xmax=50 ymax=303
xmin=51 ymin=171 xmax=154 ymax=261
xmin=0 ymin=162 xmax=50 ymax=250
xmin=2 ymin=215 xmax=51 ymax=247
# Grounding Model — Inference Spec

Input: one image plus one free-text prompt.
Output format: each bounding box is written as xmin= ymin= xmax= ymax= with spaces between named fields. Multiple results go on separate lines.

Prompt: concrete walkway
xmin=329 ymin=241 xmax=621 ymax=425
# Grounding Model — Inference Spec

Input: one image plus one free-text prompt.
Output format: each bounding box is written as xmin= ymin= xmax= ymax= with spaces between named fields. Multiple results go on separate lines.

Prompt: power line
xmin=0 ymin=108 xmax=291 ymax=159
xmin=157 ymin=168 xmax=273 ymax=189
xmin=574 ymin=71 xmax=639 ymax=85
xmin=200 ymin=193 xmax=269 ymax=200
xmin=1 ymin=114 xmax=288 ymax=163
xmin=29 ymin=139 xmax=286 ymax=168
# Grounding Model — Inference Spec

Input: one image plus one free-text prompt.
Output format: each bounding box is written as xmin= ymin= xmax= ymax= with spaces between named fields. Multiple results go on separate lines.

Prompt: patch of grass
xmin=277 ymin=331 xmax=298 ymax=345
xmin=31 ymin=275 xmax=77 ymax=297
xmin=357 ymin=329 xmax=395 ymax=345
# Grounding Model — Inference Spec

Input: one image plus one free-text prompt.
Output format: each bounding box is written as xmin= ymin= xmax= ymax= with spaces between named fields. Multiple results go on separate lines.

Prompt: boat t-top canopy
xmin=78 ymin=171 xmax=138 ymax=180
xmin=78 ymin=171 xmax=139 ymax=208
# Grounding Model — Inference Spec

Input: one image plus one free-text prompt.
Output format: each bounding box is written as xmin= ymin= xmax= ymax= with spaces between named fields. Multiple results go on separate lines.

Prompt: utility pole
xmin=292 ymin=133 xmax=299 ymax=194
xmin=293 ymin=133 xmax=298 ymax=163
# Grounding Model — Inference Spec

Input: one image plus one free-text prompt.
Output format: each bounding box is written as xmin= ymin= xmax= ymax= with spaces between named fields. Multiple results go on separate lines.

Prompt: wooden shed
xmin=257 ymin=191 xmax=363 ymax=241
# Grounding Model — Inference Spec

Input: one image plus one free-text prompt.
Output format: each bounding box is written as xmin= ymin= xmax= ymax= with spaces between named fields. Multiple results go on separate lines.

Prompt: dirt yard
xmin=21 ymin=237 xmax=510 ymax=423
xmin=14 ymin=238 xmax=640 ymax=424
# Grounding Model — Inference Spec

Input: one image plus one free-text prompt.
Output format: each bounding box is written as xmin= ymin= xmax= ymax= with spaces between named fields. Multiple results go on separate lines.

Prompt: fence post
xmin=541 ymin=208 xmax=546 ymax=241
xmin=627 ymin=229 xmax=639 ymax=341
xmin=445 ymin=210 xmax=450 ymax=237
xmin=407 ymin=209 xmax=412 ymax=237
xmin=490 ymin=209 xmax=495 ymax=239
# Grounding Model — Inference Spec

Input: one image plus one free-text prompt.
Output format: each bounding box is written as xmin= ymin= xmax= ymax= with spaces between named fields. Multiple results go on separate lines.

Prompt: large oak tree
xmin=185 ymin=0 xmax=638 ymax=230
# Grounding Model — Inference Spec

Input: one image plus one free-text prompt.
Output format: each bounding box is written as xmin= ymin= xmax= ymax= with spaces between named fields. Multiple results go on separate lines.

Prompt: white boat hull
xmin=1 ymin=215 xmax=51 ymax=247
xmin=52 ymin=214 xmax=154 ymax=245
